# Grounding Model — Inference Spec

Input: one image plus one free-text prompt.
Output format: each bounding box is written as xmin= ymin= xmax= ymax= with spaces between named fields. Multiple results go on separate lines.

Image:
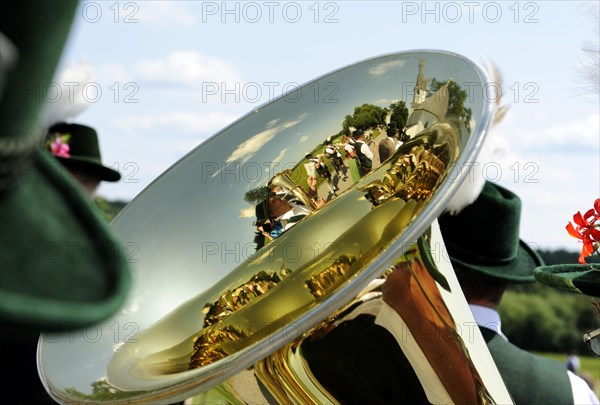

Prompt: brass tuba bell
xmin=38 ymin=50 xmax=513 ymax=404
xmin=268 ymin=169 xmax=321 ymax=211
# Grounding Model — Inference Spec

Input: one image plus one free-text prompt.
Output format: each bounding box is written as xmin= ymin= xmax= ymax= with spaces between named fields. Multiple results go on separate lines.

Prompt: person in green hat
xmin=0 ymin=0 xmax=130 ymax=334
xmin=44 ymin=122 xmax=121 ymax=198
xmin=1 ymin=1 xmax=131 ymax=403
xmin=438 ymin=181 xmax=599 ymax=404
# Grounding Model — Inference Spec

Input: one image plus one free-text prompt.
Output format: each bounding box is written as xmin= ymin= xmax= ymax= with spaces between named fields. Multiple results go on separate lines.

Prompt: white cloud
xmin=369 ymin=61 xmax=406 ymax=77
xmin=225 ymin=113 xmax=307 ymax=165
xmin=134 ymin=51 xmax=242 ymax=87
xmin=95 ymin=63 xmax=133 ymax=83
xmin=266 ymin=119 xmax=280 ymax=129
xmin=239 ymin=207 xmax=256 ymax=218
xmin=495 ymin=112 xmax=599 ymax=150
xmin=76 ymin=51 xmax=242 ymax=93
xmin=539 ymin=113 xmax=599 ymax=147
xmin=374 ymin=98 xmax=400 ymax=106
xmin=271 ymin=148 xmax=287 ymax=164
xmin=136 ymin=2 xmax=198 ymax=26
xmin=40 ymin=60 xmax=95 ymax=127
xmin=110 ymin=111 xmax=238 ymax=135
xmin=492 ymin=148 xmax=599 ymax=249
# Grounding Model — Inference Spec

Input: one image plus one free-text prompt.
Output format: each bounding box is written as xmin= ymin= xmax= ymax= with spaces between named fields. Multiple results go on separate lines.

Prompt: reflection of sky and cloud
xmin=369 ymin=60 xmax=406 ymax=77
xmin=224 ymin=114 xmax=307 ymax=166
xmin=40 ymin=51 xmax=489 ymax=397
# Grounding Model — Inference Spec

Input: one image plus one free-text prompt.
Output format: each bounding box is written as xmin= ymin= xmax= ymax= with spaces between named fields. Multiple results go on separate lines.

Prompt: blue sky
xmin=52 ymin=0 xmax=599 ymax=250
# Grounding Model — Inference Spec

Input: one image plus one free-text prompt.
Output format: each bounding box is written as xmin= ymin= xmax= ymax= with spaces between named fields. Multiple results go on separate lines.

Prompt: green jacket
xmin=480 ymin=327 xmax=573 ymax=405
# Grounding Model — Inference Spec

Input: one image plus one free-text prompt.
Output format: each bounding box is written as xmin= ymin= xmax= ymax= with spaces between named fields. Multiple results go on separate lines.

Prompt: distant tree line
xmin=93 ymin=197 xmax=128 ymax=222
xmin=498 ymin=249 xmax=599 ymax=354
xmin=539 ymin=249 xmax=599 ymax=266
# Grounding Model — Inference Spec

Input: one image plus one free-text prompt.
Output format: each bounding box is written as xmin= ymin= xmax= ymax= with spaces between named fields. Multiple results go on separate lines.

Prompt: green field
xmin=538 ymin=352 xmax=600 ymax=399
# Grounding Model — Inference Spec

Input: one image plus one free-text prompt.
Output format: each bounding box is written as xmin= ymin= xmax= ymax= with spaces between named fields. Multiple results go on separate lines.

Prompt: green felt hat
xmin=534 ymin=265 xmax=600 ymax=298
xmin=46 ymin=122 xmax=121 ymax=182
xmin=439 ymin=181 xmax=543 ymax=283
xmin=0 ymin=0 xmax=131 ymax=331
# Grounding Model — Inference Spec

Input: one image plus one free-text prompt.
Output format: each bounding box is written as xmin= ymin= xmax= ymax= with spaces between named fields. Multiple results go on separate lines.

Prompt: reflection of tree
xmin=244 ymin=186 xmax=270 ymax=205
xmin=341 ymin=103 xmax=387 ymax=132
xmin=430 ymin=79 xmax=472 ymax=131
xmin=388 ymin=101 xmax=409 ymax=129
xmin=65 ymin=379 xmax=144 ymax=401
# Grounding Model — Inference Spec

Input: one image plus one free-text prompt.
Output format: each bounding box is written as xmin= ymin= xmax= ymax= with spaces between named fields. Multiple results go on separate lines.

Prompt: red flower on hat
xmin=566 ymin=198 xmax=600 ymax=264
xmin=47 ymin=134 xmax=71 ymax=158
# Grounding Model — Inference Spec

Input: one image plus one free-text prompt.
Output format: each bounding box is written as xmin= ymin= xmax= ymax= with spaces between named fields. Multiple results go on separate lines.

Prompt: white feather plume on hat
xmin=443 ymin=59 xmax=508 ymax=215
xmin=39 ymin=59 xmax=95 ymax=130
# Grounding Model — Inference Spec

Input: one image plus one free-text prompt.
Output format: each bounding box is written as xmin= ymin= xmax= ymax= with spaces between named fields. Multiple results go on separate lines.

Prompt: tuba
xmin=38 ymin=51 xmax=513 ymax=404
xmin=268 ymin=169 xmax=321 ymax=211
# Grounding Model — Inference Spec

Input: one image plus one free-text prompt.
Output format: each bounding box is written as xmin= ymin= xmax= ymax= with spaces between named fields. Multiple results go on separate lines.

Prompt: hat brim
xmin=534 ymin=264 xmax=600 ymax=297
xmin=0 ymin=149 xmax=130 ymax=330
xmin=56 ymin=156 xmax=121 ymax=182
xmin=449 ymin=240 xmax=543 ymax=284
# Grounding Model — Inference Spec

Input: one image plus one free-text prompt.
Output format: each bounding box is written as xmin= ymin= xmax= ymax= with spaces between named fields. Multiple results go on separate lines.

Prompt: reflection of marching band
xmin=254 ymin=170 xmax=324 ymax=250
xmin=324 ymin=143 xmax=348 ymax=181
xmin=352 ymin=129 xmax=374 ymax=177
xmin=253 ymin=123 xmax=413 ymax=250
xmin=253 ymin=124 xmax=411 ymax=251
xmin=305 ymin=153 xmax=336 ymax=196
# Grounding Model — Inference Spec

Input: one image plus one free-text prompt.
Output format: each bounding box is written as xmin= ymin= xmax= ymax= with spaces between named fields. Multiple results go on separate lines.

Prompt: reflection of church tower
xmin=406 ymin=82 xmax=450 ymax=135
xmin=417 ymin=81 xmax=450 ymax=120
xmin=413 ymin=59 xmax=428 ymax=106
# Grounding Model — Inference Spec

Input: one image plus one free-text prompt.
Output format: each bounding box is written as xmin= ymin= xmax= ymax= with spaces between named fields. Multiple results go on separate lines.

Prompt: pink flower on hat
xmin=48 ymin=134 xmax=71 ymax=158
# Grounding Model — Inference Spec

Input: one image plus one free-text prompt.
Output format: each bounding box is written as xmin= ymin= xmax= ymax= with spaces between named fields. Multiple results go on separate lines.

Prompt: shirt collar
xmin=277 ymin=203 xmax=310 ymax=221
xmin=468 ymin=304 xmax=508 ymax=341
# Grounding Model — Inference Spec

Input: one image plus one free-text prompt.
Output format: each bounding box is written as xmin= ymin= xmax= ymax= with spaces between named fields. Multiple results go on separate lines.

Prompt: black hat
xmin=46 ymin=122 xmax=121 ymax=182
xmin=353 ymin=129 xmax=364 ymax=138
xmin=255 ymin=199 xmax=270 ymax=222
